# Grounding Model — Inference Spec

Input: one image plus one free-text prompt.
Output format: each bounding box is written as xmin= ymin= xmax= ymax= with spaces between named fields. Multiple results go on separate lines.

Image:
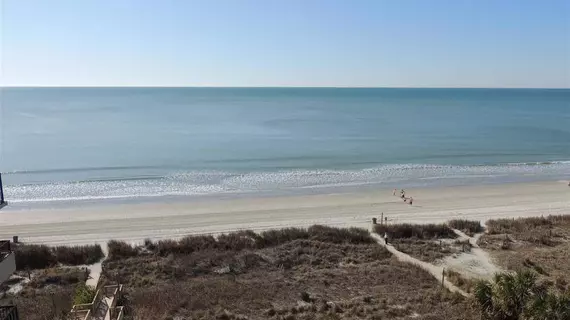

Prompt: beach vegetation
xmin=392 ymin=238 xmax=454 ymax=263
xmin=444 ymin=269 xmax=476 ymax=293
xmin=486 ymin=215 xmax=570 ymax=235
xmin=479 ymin=214 xmax=570 ymax=297
xmin=99 ymin=226 xmax=480 ymax=319
xmin=13 ymin=243 xmax=103 ymax=270
xmin=14 ymin=244 xmax=56 ymax=270
xmin=7 ymin=287 xmax=74 ymax=320
xmin=107 ymin=225 xmax=374 ymax=259
xmin=73 ymin=283 xmax=96 ymax=305
xmin=373 ymin=223 xmax=457 ymax=239
xmin=27 ymin=267 xmax=89 ymax=290
xmin=448 ymin=219 xmax=484 ymax=235
xmin=107 ymin=239 xmax=139 ymax=260
xmin=53 ymin=244 xmax=104 ymax=265
xmin=474 ymin=270 xmax=570 ymax=320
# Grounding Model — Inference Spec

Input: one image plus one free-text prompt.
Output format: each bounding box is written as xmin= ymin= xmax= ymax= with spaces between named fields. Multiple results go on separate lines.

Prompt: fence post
xmin=442 ymin=269 xmax=445 ymax=288
xmin=0 ymin=173 xmax=5 ymax=205
xmin=380 ymin=212 xmax=384 ymax=225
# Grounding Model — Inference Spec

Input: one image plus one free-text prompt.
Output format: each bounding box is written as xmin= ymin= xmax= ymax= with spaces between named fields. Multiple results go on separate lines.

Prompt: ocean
xmin=1 ymin=88 xmax=569 ymax=208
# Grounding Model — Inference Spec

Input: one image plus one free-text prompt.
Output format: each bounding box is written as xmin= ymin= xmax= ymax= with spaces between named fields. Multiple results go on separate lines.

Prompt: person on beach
xmin=393 ymin=189 xmax=397 ymax=196
xmin=400 ymin=189 xmax=406 ymax=199
xmin=384 ymin=232 xmax=389 ymax=245
xmin=408 ymin=197 xmax=413 ymax=205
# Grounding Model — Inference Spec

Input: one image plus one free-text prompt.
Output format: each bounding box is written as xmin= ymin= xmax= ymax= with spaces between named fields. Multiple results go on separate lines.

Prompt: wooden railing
xmin=70 ymin=284 xmax=124 ymax=320
xmin=69 ymin=288 xmax=102 ymax=320
xmin=110 ymin=306 xmax=124 ymax=320
xmin=68 ymin=309 xmax=90 ymax=320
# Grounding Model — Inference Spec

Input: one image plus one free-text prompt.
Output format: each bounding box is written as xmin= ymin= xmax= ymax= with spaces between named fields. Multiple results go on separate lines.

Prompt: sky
xmin=1 ymin=0 xmax=569 ymax=88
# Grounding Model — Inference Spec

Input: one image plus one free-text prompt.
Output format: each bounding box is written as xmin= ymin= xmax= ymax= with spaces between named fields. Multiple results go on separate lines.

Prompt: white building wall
xmin=0 ymin=252 xmax=16 ymax=284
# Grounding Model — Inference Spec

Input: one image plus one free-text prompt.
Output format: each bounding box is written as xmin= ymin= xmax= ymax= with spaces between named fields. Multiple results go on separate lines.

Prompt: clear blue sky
xmin=1 ymin=0 xmax=569 ymax=87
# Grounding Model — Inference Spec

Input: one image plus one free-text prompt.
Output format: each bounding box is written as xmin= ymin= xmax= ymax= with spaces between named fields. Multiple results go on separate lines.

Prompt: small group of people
xmin=393 ymin=188 xmax=413 ymax=205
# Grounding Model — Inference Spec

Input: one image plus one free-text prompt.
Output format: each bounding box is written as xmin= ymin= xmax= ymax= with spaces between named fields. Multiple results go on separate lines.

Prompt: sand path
xmin=440 ymin=230 xmax=502 ymax=280
xmin=1 ymin=181 xmax=568 ymax=245
xmin=370 ymin=232 xmax=469 ymax=297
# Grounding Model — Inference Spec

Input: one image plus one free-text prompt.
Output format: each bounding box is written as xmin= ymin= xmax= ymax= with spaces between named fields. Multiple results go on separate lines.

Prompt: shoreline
xmin=0 ymin=180 xmax=568 ymax=246
xmin=4 ymin=160 xmax=570 ymax=210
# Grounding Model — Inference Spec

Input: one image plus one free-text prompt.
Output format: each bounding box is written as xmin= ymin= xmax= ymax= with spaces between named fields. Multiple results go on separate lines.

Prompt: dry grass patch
xmin=2 ymin=287 xmax=74 ymax=320
xmin=373 ymin=223 xmax=461 ymax=263
xmin=480 ymin=214 xmax=570 ymax=293
xmin=444 ymin=269 xmax=477 ymax=293
xmin=100 ymin=226 xmax=480 ymax=320
xmin=111 ymin=249 xmax=479 ymax=319
xmin=26 ymin=267 xmax=89 ymax=291
xmin=391 ymin=239 xmax=456 ymax=263
xmin=1 ymin=267 xmax=87 ymax=320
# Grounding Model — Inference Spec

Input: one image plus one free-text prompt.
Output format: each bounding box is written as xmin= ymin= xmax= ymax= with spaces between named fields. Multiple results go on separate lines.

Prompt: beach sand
xmin=0 ymin=181 xmax=568 ymax=246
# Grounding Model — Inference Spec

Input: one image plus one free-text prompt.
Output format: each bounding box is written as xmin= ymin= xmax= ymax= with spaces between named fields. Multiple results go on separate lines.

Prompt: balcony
xmin=0 ymin=241 xmax=16 ymax=285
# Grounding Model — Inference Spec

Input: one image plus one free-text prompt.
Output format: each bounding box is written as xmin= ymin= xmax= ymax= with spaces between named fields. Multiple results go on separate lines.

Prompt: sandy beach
xmin=0 ymin=180 xmax=568 ymax=246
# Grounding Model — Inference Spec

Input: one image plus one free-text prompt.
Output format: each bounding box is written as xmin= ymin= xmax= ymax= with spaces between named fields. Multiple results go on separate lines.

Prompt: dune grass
xmin=53 ymin=245 xmax=104 ymax=265
xmin=373 ymin=223 xmax=457 ymax=240
xmin=100 ymin=226 xmax=479 ymax=320
xmin=13 ymin=244 xmax=103 ymax=270
xmin=108 ymin=240 xmax=139 ymax=260
xmin=107 ymin=225 xmax=374 ymax=260
xmin=447 ymin=219 xmax=484 ymax=236
xmin=486 ymin=215 xmax=570 ymax=235
xmin=480 ymin=214 xmax=570 ymax=294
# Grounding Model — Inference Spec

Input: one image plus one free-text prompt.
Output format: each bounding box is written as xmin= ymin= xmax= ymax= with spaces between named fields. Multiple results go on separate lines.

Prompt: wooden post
xmin=384 ymin=217 xmax=388 ymax=225
xmin=0 ymin=173 xmax=5 ymax=205
xmin=442 ymin=269 xmax=445 ymax=288
xmin=380 ymin=212 xmax=384 ymax=225
xmin=372 ymin=218 xmax=377 ymax=225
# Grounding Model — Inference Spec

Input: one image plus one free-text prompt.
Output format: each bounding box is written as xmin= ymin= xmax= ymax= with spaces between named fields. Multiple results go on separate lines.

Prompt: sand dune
xmin=0 ymin=181 xmax=568 ymax=246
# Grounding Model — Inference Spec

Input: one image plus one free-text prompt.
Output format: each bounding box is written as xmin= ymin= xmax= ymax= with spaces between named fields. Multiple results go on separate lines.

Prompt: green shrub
xmin=474 ymin=270 xmax=570 ymax=320
xmin=73 ymin=283 xmax=96 ymax=305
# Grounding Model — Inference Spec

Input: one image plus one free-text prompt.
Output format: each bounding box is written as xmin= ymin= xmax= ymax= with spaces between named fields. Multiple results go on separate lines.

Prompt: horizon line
xmin=2 ymin=85 xmax=569 ymax=90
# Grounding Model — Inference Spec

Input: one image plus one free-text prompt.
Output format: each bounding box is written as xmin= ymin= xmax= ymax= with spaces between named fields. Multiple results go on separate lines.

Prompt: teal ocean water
xmin=1 ymin=88 xmax=569 ymax=208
